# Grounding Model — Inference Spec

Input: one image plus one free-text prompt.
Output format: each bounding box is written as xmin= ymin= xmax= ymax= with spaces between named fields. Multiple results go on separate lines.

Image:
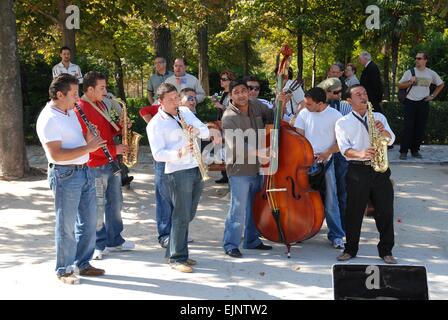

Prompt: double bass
xmin=253 ymin=45 xmax=325 ymax=257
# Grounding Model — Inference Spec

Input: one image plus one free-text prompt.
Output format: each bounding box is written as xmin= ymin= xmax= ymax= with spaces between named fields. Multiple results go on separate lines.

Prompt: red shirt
xmin=75 ymin=98 xmax=121 ymax=167
xmin=139 ymin=105 xmax=160 ymax=121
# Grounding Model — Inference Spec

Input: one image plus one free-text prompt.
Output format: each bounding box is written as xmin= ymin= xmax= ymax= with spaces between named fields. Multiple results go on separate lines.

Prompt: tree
xmin=18 ymin=0 xmax=79 ymax=61
xmin=0 ymin=0 xmax=29 ymax=178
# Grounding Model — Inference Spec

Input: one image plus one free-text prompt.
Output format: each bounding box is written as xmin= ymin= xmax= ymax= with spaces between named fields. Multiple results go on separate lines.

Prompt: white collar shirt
xmin=146 ymin=106 xmax=209 ymax=174
xmin=335 ymin=110 xmax=395 ymax=161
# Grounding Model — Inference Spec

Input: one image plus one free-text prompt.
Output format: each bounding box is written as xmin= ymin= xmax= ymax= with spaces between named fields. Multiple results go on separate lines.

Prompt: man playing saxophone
xmin=146 ymin=83 xmax=221 ymax=273
xmin=334 ymin=84 xmax=397 ymax=264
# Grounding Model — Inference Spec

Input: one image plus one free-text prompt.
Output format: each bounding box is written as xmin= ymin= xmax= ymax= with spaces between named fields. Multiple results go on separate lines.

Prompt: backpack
xmin=398 ymin=68 xmax=416 ymax=104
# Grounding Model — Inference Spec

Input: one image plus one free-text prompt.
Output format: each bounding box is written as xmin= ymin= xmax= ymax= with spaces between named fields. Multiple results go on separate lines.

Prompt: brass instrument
xmin=367 ymin=101 xmax=390 ymax=173
xmin=177 ymin=108 xmax=210 ymax=181
xmin=114 ymin=98 xmax=143 ymax=168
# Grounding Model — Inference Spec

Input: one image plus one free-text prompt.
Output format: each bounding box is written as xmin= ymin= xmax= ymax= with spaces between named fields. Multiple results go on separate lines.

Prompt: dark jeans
xmin=166 ymin=167 xmax=204 ymax=263
xmin=344 ymin=164 xmax=394 ymax=258
xmin=154 ymin=161 xmax=173 ymax=242
xmin=399 ymin=99 xmax=430 ymax=154
xmin=333 ymin=152 xmax=348 ymax=230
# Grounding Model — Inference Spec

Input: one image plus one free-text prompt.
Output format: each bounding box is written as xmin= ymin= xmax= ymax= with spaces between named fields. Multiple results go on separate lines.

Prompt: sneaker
xmin=333 ymin=238 xmax=345 ymax=249
xmin=159 ymin=237 xmax=169 ymax=249
xmin=106 ymin=240 xmax=135 ymax=252
xmin=411 ymin=152 xmax=423 ymax=159
xmin=79 ymin=265 xmax=105 ymax=276
xmin=57 ymin=272 xmax=80 ymax=285
xmin=399 ymin=153 xmax=407 ymax=160
xmin=170 ymin=262 xmax=193 ymax=273
xmin=92 ymin=249 xmax=104 ymax=260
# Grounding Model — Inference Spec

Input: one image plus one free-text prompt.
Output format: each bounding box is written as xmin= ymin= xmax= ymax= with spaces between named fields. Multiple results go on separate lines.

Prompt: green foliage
xmin=383 ymin=101 xmax=448 ymax=144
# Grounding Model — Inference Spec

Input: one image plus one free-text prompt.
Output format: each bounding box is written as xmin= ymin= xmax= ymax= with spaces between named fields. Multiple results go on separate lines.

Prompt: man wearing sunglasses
xmin=398 ymin=52 xmax=444 ymax=160
xmin=180 ymin=88 xmax=198 ymax=114
xmin=244 ymin=76 xmax=273 ymax=109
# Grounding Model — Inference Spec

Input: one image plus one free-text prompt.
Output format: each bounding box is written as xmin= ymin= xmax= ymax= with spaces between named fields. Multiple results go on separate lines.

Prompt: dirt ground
xmin=0 ymin=146 xmax=447 ymax=300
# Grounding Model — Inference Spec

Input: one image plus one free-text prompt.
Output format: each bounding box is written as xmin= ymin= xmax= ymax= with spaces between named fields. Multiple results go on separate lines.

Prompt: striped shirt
xmin=329 ymin=100 xmax=352 ymax=116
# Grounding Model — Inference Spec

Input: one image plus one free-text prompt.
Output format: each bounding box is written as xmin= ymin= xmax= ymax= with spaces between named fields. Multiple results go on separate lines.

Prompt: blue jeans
xmin=166 ymin=167 xmax=203 ymax=263
xmin=154 ymin=161 xmax=173 ymax=242
xmin=324 ymin=160 xmax=345 ymax=242
xmin=333 ymin=152 xmax=348 ymax=229
xmin=48 ymin=165 xmax=97 ymax=276
xmin=93 ymin=161 xmax=125 ymax=250
xmin=223 ymin=175 xmax=263 ymax=252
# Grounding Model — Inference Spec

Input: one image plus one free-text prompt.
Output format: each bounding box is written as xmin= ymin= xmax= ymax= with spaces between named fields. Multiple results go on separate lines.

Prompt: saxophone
xmin=177 ymin=108 xmax=210 ymax=181
xmin=114 ymin=98 xmax=143 ymax=168
xmin=367 ymin=101 xmax=390 ymax=173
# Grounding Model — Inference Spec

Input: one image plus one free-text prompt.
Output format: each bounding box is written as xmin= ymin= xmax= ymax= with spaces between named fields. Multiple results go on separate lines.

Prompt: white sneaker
xmin=92 ymin=249 xmax=103 ymax=260
xmin=333 ymin=238 xmax=345 ymax=249
xmin=106 ymin=240 xmax=135 ymax=252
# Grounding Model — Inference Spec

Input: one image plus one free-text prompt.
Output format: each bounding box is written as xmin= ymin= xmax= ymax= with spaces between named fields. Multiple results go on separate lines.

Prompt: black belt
xmin=349 ymin=160 xmax=371 ymax=166
xmin=49 ymin=163 xmax=88 ymax=170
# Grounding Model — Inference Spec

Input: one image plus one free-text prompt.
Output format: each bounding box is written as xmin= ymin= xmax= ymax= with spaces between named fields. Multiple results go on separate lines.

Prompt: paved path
xmin=0 ymin=145 xmax=446 ymax=300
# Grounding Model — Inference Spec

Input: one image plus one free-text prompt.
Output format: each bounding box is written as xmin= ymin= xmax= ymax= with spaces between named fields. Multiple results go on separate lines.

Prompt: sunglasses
xmin=248 ymin=85 xmax=260 ymax=91
xmin=415 ymin=57 xmax=425 ymax=60
xmin=187 ymin=95 xmax=197 ymax=101
xmin=220 ymin=77 xmax=230 ymax=81
xmin=332 ymin=89 xmax=342 ymax=95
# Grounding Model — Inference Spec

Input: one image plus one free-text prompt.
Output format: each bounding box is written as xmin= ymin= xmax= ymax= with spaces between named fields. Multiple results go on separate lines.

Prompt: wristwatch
xmin=430 ymin=94 xmax=435 ymax=98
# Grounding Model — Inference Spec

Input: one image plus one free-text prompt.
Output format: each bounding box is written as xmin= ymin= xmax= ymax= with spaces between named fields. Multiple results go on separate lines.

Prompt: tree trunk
xmin=57 ymin=0 xmax=76 ymax=62
xmin=296 ymin=30 xmax=303 ymax=80
xmin=198 ymin=25 xmax=210 ymax=95
xmin=0 ymin=0 xmax=28 ymax=178
xmin=296 ymin=0 xmax=306 ymax=80
xmin=390 ymin=33 xmax=400 ymax=102
xmin=114 ymin=54 xmax=126 ymax=101
xmin=311 ymin=44 xmax=317 ymax=87
xmin=154 ymin=25 xmax=173 ymax=71
xmin=243 ymin=39 xmax=250 ymax=76
xmin=381 ymin=42 xmax=391 ymax=101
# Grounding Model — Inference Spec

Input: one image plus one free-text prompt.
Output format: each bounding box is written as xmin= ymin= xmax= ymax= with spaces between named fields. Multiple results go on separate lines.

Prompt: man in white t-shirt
xmin=398 ymin=52 xmax=445 ymax=159
xmin=36 ymin=74 xmax=106 ymax=284
xmin=294 ymin=87 xmax=345 ymax=249
xmin=52 ymin=47 xmax=83 ymax=84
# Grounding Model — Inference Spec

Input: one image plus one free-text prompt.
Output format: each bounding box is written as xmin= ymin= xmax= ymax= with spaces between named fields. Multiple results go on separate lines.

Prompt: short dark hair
xmin=229 ymin=78 xmax=248 ymax=94
xmin=304 ymin=87 xmax=327 ymax=104
xmin=243 ymin=76 xmax=259 ymax=83
xmin=83 ymin=71 xmax=107 ymax=92
xmin=346 ymin=84 xmax=365 ymax=99
xmin=180 ymin=87 xmax=196 ymax=98
xmin=174 ymin=57 xmax=187 ymax=66
xmin=417 ymin=52 xmax=428 ymax=60
xmin=60 ymin=46 xmax=71 ymax=53
xmin=157 ymin=83 xmax=178 ymax=100
xmin=49 ymin=73 xmax=79 ymax=100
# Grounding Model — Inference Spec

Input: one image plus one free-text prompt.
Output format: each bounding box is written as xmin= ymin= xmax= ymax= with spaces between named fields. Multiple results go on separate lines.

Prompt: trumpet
xmin=177 ymin=108 xmax=210 ymax=181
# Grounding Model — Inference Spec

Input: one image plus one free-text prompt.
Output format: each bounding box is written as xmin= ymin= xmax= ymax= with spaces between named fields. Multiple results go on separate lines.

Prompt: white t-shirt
xmin=399 ymin=67 xmax=443 ymax=101
xmin=36 ymin=101 xmax=88 ymax=165
xmin=294 ymin=106 xmax=342 ymax=154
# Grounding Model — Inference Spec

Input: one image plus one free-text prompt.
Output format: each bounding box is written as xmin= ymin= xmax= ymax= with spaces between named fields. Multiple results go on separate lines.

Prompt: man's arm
xmin=426 ymin=82 xmax=445 ymax=101
xmin=195 ymin=79 xmax=206 ymax=103
xmin=147 ymin=91 xmax=155 ymax=104
xmin=45 ymin=136 xmax=105 ymax=162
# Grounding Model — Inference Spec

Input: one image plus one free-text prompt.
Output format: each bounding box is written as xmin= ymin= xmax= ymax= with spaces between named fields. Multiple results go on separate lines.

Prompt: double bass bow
xmin=252 ymin=45 xmax=325 ymax=258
